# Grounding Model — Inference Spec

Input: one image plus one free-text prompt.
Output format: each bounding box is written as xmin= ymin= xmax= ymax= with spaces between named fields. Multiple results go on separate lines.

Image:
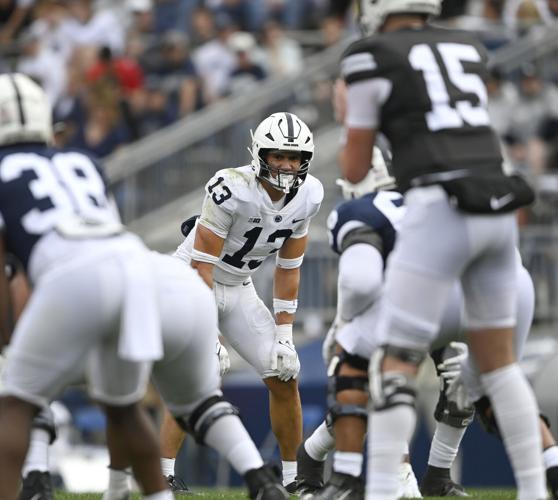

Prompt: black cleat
xmin=293 ymin=443 xmax=325 ymax=494
xmin=165 ymin=474 xmax=193 ymax=494
xmin=301 ymin=471 xmax=364 ymax=500
xmin=547 ymin=465 xmax=558 ymax=500
xmin=245 ymin=464 xmax=289 ymax=500
xmin=19 ymin=471 xmax=54 ymax=500
xmin=420 ymin=466 xmax=469 ymax=497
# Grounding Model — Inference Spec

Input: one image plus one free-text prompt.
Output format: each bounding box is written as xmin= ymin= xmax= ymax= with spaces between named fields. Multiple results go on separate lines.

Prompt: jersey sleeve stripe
xmin=336 ymin=220 xmax=366 ymax=254
xmin=341 ymin=53 xmax=377 ymax=78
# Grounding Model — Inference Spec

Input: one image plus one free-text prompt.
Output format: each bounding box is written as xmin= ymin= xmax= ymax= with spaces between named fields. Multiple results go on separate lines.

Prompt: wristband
xmin=273 ymin=298 xmax=298 ymax=315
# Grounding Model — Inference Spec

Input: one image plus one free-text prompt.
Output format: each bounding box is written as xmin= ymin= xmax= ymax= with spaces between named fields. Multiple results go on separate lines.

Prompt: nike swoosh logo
xmin=292 ymin=218 xmax=305 ymax=223
xmin=490 ymin=193 xmax=515 ymax=210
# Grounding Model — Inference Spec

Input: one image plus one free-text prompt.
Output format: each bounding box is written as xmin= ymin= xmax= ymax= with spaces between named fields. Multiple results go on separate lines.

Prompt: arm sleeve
xmin=337 ymin=243 xmax=383 ymax=321
xmin=198 ymin=194 xmax=232 ymax=238
xmin=345 ymin=79 xmax=392 ymax=129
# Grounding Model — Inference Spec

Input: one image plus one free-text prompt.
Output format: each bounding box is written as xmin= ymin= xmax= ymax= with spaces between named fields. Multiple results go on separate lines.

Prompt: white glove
xmin=322 ymin=314 xmax=345 ymax=366
xmin=437 ymin=341 xmax=468 ymax=387
xmin=437 ymin=342 xmax=471 ymax=410
xmin=270 ymin=324 xmax=300 ymax=382
xmin=215 ymin=340 xmax=231 ymax=376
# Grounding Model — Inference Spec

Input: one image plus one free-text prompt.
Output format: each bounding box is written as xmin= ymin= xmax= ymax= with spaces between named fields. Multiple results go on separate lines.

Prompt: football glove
xmin=215 ymin=340 xmax=230 ymax=376
xmin=270 ymin=324 xmax=300 ymax=382
xmin=438 ymin=342 xmax=471 ymax=411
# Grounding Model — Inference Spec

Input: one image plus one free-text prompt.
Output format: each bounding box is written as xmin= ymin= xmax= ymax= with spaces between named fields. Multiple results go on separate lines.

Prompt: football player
xmin=296 ymin=148 xmax=558 ymax=499
xmin=2 ymin=256 xmax=58 ymax=500
xmin=0 ymin=72 xmax=171 ymax=499
xmin=0 ymin=73 xmax=286 ymax=500
xmin=340 ymin=2 xmax=546 ymax=499
xmin=159 ymin=112 xmax=324 ymax=490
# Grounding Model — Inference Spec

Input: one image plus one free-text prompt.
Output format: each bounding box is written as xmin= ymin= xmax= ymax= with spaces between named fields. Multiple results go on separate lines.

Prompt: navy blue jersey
xmin=327 ymin=191 xmax=405 ymax=262
xmin=0 ymin=144 xmax=118 ymax=271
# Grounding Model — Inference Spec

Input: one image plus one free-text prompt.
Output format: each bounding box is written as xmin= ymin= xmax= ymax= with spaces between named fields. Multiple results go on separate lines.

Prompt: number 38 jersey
xmin=175 ymin=165 xmax=324 ymax=285
xmin=342 ymin=26 xmax=503 ymax=192
xmin=0 ymin=144 xmax=120 ymax=275
xmin=327 ymin=191 xmax=405 ymax=263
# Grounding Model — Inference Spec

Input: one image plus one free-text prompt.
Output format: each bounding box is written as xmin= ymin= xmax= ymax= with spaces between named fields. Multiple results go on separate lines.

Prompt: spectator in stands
xmin=66 ymin=81 xmax=132 ymax=158
xmin=261 ymin=21 xmax=303 ymax=78
xmin=16 ymin=29 xmax=67 ymax=107
xmin=510 ymin=63 xmax=558 ymax=143
xmin=227 ymin=31 xmax=266 ymax=96
xmin=152 ymin=0 xmax=200 ymax=35
xmin=205 ymin=0 xmax=257 ymax=32
xmin=86 ymin=46 xmax=144 ymax=97
xmin=0 ymin=0 xmax=33 ymax=42
xmin=189 ymin=5 xmax=219 ymax=47
xmin=486 ymin=68 xmax=520 ymax=138
xmin=146 ymin=30 xmax=202 ymax=119
xmin=532 ymin=116 xmax=558 ymax=174
xmin=64 ymin=0 xmax=125 ymax=55
xmin=192 ymin=12 xmax=237 ymax=102
xmin=25 ymin=0 xmax=74 ymax=63
xmin=127 ymin=0 xmax=155 ymax=38
xmin=135 ymin=77 xmax=177 ymax=137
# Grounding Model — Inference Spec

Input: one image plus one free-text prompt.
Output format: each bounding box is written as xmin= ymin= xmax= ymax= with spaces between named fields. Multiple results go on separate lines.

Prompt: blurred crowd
xmin=1 ymin=0 xmax=557 ymax=174
xmin=0 ymin=0 xmax=338 ymax=158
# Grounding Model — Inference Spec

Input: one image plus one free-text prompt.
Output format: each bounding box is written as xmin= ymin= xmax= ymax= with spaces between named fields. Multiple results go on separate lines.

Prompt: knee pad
xmin=33 ymin=406 xmax=57 ymax=444
xmin=434 ymin=388 xmax=475 ymax=428
xmin=175 ymin=395 xmax=239 ymax=445
xmin=326 ymin=350 xmax=369 ymax=425
xmin=369 ymin=345 xmax=425 ymax=411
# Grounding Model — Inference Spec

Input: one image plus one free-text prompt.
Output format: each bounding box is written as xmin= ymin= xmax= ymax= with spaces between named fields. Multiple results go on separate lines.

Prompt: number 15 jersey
xmin=175 ymin=165 xmax=324 ymax=286
xmin=342 ymin=25 xmax=503 ymax=192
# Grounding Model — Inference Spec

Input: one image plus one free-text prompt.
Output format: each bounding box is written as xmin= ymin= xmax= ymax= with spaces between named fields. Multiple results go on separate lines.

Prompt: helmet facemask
xmin=254 ymin=148 xmax=311 ymax=194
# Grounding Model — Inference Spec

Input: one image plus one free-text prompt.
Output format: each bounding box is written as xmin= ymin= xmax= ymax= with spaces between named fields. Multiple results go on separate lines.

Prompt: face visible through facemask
xmin=263 ymin=150 xmax=302 ymax=193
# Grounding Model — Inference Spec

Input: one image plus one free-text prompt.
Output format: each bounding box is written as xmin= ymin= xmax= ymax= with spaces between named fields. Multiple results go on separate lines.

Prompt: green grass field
xmin=53 ymin=488 xmax=517 ymax=499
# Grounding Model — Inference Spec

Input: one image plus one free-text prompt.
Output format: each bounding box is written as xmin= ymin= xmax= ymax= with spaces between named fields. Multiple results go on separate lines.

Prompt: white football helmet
xmin=336 ymin=146 xmax=396 ymax=199
xmin=0 ymin=73 xmax=53 ymax=147
xmin=358 ymin=0 xmax=442 ymax=35
xmin=250 ymin=112 xmax=314 ymax=193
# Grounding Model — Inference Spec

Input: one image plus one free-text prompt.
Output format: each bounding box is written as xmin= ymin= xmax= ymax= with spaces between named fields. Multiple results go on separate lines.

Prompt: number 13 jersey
xmin=175 ymin=165 xmax=324 ymax=285
xmin=342 ymin=25 xmax=503 ymax=193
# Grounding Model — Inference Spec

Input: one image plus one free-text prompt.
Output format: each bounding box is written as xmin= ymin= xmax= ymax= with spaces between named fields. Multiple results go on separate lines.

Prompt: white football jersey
xmin=175 ymin=165 xmax=324 ymax=285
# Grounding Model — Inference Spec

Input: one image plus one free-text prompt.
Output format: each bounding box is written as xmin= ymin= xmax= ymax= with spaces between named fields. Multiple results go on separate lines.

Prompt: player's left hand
xmin=437 ymin=341 xmax=468 ymax=386
xmin=215 ymin=340 xmax=231 ymax=376
xmin=438 ymin=342 xmax=471 ymax=410
xmin=270 ymin=324 xmax=300 ymax=382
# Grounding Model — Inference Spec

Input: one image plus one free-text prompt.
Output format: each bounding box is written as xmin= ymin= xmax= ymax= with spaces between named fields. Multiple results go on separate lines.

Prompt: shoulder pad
xmin=341 ymin=35 xmax=394 ymax=85
xmin=204 ymin=167 xmax=255 ymax=212
xmin=301 ymin=175 xmax=324 ymax=218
